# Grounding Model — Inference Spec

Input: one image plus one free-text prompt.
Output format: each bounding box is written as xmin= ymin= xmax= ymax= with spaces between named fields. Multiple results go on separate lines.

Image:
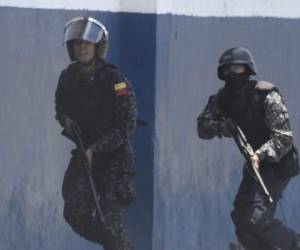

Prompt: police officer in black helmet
xmin=217 ymin=47 xmax=256 ymax=93
xmin=55 ymin=17 xmax=137 ymax=250
xmin=197 ymin=47 xmax=300 ymax=249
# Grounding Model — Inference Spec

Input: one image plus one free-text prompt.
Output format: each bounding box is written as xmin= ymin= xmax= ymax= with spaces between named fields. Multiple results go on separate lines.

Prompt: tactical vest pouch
xmin=275 ymin=145 xmax=299 ymax=177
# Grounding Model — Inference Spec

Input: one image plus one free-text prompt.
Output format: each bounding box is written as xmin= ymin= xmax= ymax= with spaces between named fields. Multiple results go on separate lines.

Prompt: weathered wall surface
xmin=1 ymin=1 xmax=300 ymax=250
xmin=153 ymin=2 xmax=300 ymax=249
xmin=0 ymin=5 xmax=154 ymax=250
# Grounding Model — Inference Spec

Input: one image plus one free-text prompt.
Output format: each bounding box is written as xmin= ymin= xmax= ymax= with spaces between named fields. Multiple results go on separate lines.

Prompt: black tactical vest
xmin=218 ymin=80 xmax=299 ymax=176
xmin=61 ymin=62 xmax=115 ymax=146
xmin=218 ymin=80 xmax=272 ymax=151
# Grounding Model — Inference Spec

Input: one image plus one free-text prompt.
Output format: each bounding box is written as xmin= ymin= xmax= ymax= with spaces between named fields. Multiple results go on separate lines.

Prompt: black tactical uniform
xmin=197 ymin=47 xmax=300 ymax=250
xmin=55 ymin=17 xmax=137 ymax=250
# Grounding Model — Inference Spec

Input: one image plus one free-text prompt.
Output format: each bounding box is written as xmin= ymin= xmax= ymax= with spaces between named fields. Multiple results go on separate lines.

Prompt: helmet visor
xmin=64 ymin=19 xmax=104 ymax=44
xmin=222 ymin=64 xmax=246 ymax=75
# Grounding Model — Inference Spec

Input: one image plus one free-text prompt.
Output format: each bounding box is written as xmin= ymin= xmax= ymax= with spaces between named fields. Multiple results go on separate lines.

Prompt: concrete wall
xmin=0 ymin=4 xmax=155 ymax=250
xmin=153 ymin=1 xmax=300 ymax=249
xmin=154 ymin=15 xmax=300 ymax=250
xmin=1 ymin=1 xmax=300 ymax=250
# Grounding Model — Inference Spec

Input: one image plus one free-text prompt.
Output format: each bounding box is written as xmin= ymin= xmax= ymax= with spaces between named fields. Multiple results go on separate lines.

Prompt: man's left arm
xmin=90 ymin=72 xmax=137 ymax=154
xmin=255 ymin=91 xmax=293 ymax=163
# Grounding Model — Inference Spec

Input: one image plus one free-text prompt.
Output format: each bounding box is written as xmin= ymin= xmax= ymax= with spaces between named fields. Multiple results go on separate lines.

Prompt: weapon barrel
xmin=71 ymin=123 xmax=106 ymax=224
xmin=226 ymin=120 xmax=274 ymax=203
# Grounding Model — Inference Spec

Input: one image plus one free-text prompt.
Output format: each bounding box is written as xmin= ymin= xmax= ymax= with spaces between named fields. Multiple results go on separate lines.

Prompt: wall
xmin=1 ymin=1 xmax=300 ymax=250
xmin=153 ymin=1 xmax=300 ymax=249
xmin=0 ymin=3 xmax=155 ymax=250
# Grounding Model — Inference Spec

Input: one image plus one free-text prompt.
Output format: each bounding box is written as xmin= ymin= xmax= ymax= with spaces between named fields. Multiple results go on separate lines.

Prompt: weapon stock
xmin=70 ymin=123 xmax=106 ymax=224
xmin=226 ymin=121 xmax=274 ymax=204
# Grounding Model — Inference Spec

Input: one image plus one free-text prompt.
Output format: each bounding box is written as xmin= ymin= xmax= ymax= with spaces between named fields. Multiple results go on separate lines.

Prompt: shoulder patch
xmin=255 ymin=81 xmax=275 ymax=91
xmin=114 ymin=82 xmax=129 ymax=96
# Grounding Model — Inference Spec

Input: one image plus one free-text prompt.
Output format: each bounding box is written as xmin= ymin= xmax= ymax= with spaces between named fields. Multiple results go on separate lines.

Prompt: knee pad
xmin=251 ymin=205 xmax=272 ymax=231
xmin=232 ymin=204 xmax=273 ymax=233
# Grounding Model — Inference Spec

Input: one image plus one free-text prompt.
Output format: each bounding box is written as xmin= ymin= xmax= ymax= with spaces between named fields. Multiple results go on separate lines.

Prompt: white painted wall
xmin=0 ymin=0 xmax=121 ymax=12
xmin=1 ymin=0 xmax=300 ymax=17
xmin=156 ymin=0 xmax=300 ymax=17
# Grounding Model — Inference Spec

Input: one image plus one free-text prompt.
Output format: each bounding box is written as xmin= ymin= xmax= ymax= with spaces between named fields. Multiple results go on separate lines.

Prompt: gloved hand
xmin=251 ymin=153 xmax=260 ymax=169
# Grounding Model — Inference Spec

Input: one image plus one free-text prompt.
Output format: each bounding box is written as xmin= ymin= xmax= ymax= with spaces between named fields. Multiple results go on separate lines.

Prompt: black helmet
xmin=218 ymin=47 xmax=257 ymax=80
xmin=64 ymin=17 xmax=108 ymax=61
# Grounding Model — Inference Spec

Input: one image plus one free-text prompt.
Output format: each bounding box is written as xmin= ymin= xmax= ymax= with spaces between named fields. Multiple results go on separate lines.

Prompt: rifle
xmin=70 ymin=122 xmax=106 ymax=224
xmin=226 ymin=120 xmax=274 ymax=204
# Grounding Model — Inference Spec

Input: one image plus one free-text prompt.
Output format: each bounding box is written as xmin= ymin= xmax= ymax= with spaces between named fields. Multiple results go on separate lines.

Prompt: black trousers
xmin=231 ymin=166 xmax=300 ymax=250
xmin=62 ymin=156 xmax=134 ymax=250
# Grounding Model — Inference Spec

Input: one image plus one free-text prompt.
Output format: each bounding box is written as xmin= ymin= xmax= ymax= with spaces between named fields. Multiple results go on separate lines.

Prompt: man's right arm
xmin=197 ymin=94 xmax=225 ymax=139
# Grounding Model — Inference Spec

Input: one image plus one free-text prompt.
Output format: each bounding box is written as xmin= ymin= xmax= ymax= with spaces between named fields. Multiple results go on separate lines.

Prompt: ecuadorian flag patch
xmin=114 ymin=82 xmax=129 ymax=96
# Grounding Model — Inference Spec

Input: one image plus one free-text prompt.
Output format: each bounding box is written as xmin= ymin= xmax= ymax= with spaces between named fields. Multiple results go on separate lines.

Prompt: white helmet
xmin=64 ymin=17 xmax=108 ymax=61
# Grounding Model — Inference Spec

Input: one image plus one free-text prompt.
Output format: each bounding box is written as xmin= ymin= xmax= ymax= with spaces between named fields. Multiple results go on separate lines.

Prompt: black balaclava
xmin=223 ymin=71 xmax=250 ymax=95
